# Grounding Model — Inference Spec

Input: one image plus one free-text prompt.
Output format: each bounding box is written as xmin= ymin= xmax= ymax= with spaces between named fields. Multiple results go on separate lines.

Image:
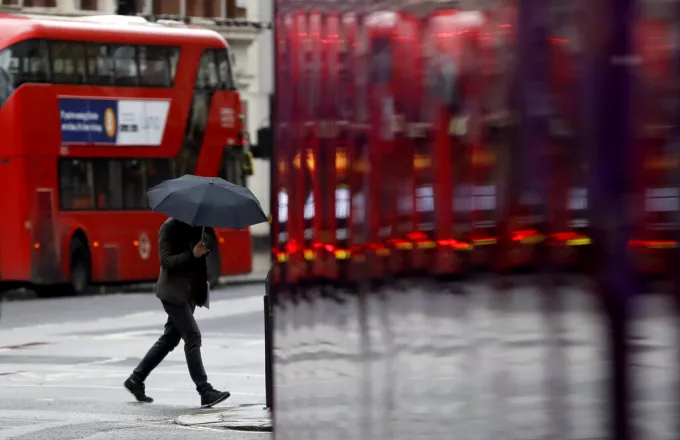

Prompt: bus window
xmin=0 ymin=48 xmax=13 ymax=108
xmin=112 ymin=45 xmax=139 ymax=86
xmin=219 ymin=147 xmax=247 ymax=187
xmin=122 ymin=159 xmax=147 ymax=209
xmin=169 ymin=47 xmax=180 ymax=83
xmin=87 ymin=44 xmax=114 ymax=85
xmin=50 ymin=41 xmax=87 ymax=85
xmin=93 ymin=160 xmax=123 ymax=210
xmin=369 ymin=37 xmax=391 ymax=84
xmin=215 ymin=49 xmax=236 ymax=90
xmin=139 ymin=45 xmax=172 ymax=87
xmin=0 ymin=40 xmax=50 ymax=87
xmin=196 ymin=51 xmax=219 ymax=89
xmin=59 ymin=159 xmax=95 ymax=211
xmin=146 ymin=159 xmax=175 ymax=188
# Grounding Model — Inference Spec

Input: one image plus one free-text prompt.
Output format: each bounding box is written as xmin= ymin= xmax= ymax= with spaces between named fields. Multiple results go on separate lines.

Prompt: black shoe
xmin=124 ymin=376 xmax=153 ymax=403
xmin=200 ymin=389 xmax=230 ymax=408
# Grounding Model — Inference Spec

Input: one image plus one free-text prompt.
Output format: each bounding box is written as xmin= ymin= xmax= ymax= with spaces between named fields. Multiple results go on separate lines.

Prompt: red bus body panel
xmin=0 ymin=16 xmax=252 ymax=286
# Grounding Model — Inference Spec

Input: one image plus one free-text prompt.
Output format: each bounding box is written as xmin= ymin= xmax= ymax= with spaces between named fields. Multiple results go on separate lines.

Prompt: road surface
xmin=0 ymin=284 xmax=270 ymax=440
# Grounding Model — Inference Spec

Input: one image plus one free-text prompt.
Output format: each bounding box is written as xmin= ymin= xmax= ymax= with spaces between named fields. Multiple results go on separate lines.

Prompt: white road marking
xmin=176 ymin=425 xmax=226 ymax=432
xmin=73 ymin=357 xmax=126 ymax=366
xmin=243 ymin=340 xmax=265 ymax=346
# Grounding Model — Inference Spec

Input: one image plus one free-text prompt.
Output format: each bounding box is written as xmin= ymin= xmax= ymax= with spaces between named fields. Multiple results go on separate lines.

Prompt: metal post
xmin=582 ymin=0 xmax=636 ymax=437
xmin=263 ymin=292 xmax=274 ymax=410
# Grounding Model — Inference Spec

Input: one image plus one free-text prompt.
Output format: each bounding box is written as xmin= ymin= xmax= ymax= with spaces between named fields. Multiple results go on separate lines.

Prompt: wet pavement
xmin=0 ymin=283 xmax=271 ymax=440
xmin=273 ymin=277 xmax=680 ymax=440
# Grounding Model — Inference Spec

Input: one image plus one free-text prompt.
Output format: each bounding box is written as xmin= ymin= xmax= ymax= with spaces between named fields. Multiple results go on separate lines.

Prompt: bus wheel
xmin=69 ymin=238 xmax=91 ymax=295
xmin=205 ymin=231 xmax=221 ymax=289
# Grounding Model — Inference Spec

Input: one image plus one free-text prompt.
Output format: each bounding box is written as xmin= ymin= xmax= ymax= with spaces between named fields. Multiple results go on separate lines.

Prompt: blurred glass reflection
xmin=270 ymin=0 xmax=680 ymax=439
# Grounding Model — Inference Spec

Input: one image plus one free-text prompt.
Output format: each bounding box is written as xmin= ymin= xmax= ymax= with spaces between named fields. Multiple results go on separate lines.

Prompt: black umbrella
xmin=147 ymin=174 xmax=267 ymax=230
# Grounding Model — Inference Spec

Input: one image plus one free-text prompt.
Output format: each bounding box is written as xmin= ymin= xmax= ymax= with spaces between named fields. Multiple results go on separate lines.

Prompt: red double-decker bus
xmin=0 ymin=14 xmax=253 ymax=296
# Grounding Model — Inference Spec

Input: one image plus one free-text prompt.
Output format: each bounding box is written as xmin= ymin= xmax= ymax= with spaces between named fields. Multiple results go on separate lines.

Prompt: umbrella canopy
xmin=147 ymin=174 xmax=267 ymax=229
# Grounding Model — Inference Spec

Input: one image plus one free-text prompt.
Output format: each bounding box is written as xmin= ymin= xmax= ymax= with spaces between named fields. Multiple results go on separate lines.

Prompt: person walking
xmin=123 ymin=218 xmax=230 ymax=408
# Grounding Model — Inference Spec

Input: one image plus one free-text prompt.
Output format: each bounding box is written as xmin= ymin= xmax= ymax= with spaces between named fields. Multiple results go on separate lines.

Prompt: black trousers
xmin=132 ymin=300 xmax=212 ymax=394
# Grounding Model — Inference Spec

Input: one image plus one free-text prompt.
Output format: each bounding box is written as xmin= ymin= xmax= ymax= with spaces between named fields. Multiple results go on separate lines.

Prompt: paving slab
xmin=175 ymin=404 xmax=272 ymax=432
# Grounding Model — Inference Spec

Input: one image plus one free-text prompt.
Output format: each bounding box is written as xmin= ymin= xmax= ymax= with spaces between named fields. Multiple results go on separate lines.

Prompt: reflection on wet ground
xmin=273 ymin=277 xmax=678 ymax=440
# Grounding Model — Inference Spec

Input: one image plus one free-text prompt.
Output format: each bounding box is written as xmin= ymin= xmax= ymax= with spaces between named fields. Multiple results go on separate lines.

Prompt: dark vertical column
xmin=584 ymin=0 xmax=636 ymax=437
xmin=518 ymin=1 xmax=570 ymax=438
xmin=672 ymin=1 xmax=680 ymax=436
xmin=116 ymin=0 xmax=137 ymax=15
xmin=264 ymin=292 xmax=274 ymax=410
xmin=270 ymin=0 xmax=279 ymax=425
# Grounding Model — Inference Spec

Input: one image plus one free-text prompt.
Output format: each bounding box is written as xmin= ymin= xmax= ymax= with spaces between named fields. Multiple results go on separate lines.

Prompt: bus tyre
xmin=69 ymin=238 xmax=91 ymax=296
xmin=205 ymin=232 xmax=221 ymax=289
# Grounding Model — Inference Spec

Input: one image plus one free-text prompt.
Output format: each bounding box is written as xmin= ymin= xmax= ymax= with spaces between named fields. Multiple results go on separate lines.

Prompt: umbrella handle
xmin=201 ymin=226 xmax=205 ymax=243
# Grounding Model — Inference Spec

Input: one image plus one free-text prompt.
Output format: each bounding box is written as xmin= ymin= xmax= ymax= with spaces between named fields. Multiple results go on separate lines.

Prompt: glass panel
xmin=59 ymin=159 xmax=95 ymax=210
xmin=122 ymin=159 xmax=148 ymax=209
xmin=139 ymin=45 xmax=171 ymax=87
xmin=93 ymin=160 xmax=123 ymax=209
xmin=219 ymin=148 xmax=247 ymax=187
xmin=87 ymin=44 xmax=114 ymax=85
xmin=146 ymin=159 xmax=175 ymax=189
xmin=112 ymin=45 xmax=139 ymax=86
xmin=216 ymin=49 xmax=236 ymax=90
xmin=196 ymin=51 xmax=218 ymax=89
xmin=370 ymin=37 xmax=392 ymax=83
xmin=50 ymin=41 xmax=87 ymax=85
xmin=168 ymin=47 xmax=180 ymax=84
xmin=0 ymin=47 xmax=15 ymax=108
xmin=0 ymin=40 xmax=50 ymax=87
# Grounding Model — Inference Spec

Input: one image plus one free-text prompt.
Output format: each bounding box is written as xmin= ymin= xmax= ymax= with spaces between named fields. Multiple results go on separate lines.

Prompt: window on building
xmin=87 ymin=44 xmax=114 ymax=85
xmin=215 ymin=49 xmax=236 ymax=90
xmin=59 ymin=159 xmax=95 ymax=210
xmin=112 ymin=45 xmax=139 ymax=86
xmin=227 ymin=0 xmax=246 ymax=18
xmin=187 ymin=0 xmax=222 ymax=17
xmin=50 ymin=42 xmax=87 ymax=85
xmin=79 ymin=0 xmax=98 ymax=10
xmin=24 ymin=0 xmax=57 ymax=6
xmin=152 ymin=0 xmax=180 ymax=14
xmin=139 ymin=45 xmax=172 ymax=87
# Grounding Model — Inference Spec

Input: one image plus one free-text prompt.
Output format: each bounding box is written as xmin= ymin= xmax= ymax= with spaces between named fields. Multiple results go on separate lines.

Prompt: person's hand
xmin=193 ymin=242 xmax=208 ymax=258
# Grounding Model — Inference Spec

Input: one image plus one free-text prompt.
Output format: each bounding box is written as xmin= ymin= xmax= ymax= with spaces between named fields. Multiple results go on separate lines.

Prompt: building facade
xmin=0 ymin=0 xmax=273 ymax=245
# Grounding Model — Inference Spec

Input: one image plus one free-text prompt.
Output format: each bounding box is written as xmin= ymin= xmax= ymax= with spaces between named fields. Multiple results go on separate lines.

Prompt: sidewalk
xmin=175 ymin=404 xmax=272 ymax=432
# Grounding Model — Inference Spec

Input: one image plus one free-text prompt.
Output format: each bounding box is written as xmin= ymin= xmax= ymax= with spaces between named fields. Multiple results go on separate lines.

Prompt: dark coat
xmin=156 ymin=218 xmax=208 ymax=306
